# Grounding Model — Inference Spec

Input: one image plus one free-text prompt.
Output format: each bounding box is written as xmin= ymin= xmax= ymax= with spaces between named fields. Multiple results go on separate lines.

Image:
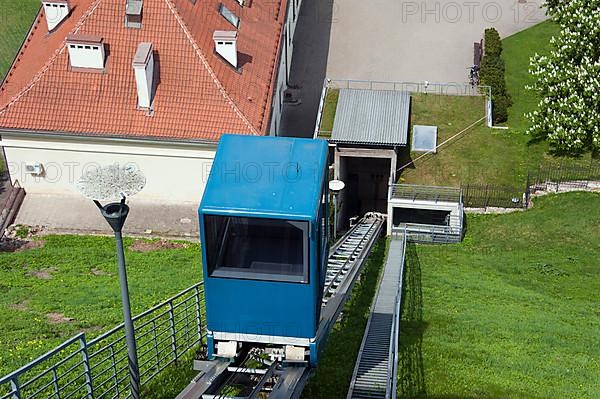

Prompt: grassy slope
xmin=0 ymin=0 xmax=40 ymax=80
xmin=400 ymin=192 xmax=600 ymax=398
xmin=0 ymin=235 xmax=201 ymax=376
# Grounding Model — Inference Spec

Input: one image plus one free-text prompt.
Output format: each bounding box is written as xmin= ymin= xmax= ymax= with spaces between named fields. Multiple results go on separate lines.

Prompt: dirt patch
xmin=129 ymin=239 xmax=187 ymax=252
xmin=9 ymin=300 xmax=29 ymax=311
xmin=46 ymin=312 xmax=75 ymax=324
xmin=0 ymin=238 xmax=45 ymax=252
xmin=90 ymin=268 xmax=112 ymax=276
xmin=26 ymin=267 xmax=57 ymax=280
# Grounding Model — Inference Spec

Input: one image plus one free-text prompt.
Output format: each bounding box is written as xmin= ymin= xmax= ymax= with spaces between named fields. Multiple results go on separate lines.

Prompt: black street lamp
xmin=77 ymin=165 xmax=146 ymax=399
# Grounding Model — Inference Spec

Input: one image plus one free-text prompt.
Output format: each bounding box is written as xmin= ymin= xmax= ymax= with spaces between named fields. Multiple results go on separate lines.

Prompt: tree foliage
xmin=527 ymin=0 xmax=600 ymax=155
xmin=480 ymin=28 xmax=512 ymax=123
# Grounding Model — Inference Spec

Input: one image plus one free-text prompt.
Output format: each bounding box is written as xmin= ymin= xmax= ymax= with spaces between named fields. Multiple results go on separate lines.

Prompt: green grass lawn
xmin=0 ymin=235 xmax=201 ymax=377
xmin=503 ymin=21 xmax=559 ymax=134
xmin=0 ymin=0 xmax=40 ymax=80
xmin=400 ymin=191 xmax=600 ymax=398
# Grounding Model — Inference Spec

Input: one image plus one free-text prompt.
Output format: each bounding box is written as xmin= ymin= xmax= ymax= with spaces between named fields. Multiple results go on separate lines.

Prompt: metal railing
xmin=325 ymin=79 xmax=489 ymax=97
xmin=393 ymin=222 xmax=463 ymax=244
xmin=461 ymin=183 xmax=526 ymax=209
xmin=389 ymin=184 xmax=462 ymax=204
xmin=0 ymin=283 xmax=205 ymax=399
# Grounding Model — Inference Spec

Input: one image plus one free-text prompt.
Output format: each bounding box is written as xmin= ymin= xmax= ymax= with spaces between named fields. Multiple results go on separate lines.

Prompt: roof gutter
xmin=0 ymin=128 xmax=219 ymax=149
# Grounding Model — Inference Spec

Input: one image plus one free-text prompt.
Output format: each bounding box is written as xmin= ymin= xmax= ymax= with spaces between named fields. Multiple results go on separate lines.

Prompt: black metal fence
xmin=461 ymin=183 xmax=526 ymax=209
xmin=528 ymin=160 xmax=600 ymax=193
xmin=460 ymin=160 xmax=600 ymax=209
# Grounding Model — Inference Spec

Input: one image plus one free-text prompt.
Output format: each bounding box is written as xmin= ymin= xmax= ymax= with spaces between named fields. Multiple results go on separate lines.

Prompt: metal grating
xmin=331 ymin=89 xmax=411 ymax=146
xmin=347 ymin=234 xmax=407 ymax=399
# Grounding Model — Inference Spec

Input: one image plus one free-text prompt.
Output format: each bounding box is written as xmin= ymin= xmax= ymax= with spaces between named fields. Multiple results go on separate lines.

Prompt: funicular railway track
xmin=177 ymin=214 xmax=385 ymax=399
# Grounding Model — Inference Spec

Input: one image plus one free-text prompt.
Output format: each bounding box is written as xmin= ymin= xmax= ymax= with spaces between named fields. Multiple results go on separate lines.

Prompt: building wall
xmin=1 ymin=133 xmax=217 ymax=203
xmin=386 ymin=200 xmax=463 ymax=236
xmin=269 ymin=0 xmax=302 ymax=135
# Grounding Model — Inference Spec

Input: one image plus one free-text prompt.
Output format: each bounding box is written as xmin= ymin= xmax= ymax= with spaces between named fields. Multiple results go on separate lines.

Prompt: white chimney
xmin=66 ymin=35 xmax=105 ymax=71
xmin=132 ymin=42 xmax=155 ymax=109
xmin=213 ymin=31 xmax=238 ymax=69
xmin=41 ymin=0 xmax=70 ymax=32
xmin=125 ymin=0 xmax=143 ymax=29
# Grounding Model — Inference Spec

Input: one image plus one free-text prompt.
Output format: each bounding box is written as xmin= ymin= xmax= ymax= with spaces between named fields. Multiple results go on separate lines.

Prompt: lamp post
xmin=328 ymin=179 xmax=345 ymax=241
xmin=77 ymin=165 xmax=146 ymax=399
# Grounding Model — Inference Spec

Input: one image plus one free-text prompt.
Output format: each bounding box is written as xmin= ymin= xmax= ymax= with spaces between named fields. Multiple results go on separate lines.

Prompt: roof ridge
xmin=0 ymin=0 xmax=103 ymax=116
xmin=163 ymin=0 xmax=259 ymax=136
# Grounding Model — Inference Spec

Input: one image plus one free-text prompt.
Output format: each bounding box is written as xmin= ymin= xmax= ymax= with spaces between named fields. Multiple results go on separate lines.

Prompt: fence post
xmin=587 ymin=159 xmax=594 ymax=189
xmin=51 ymin=367 xmax=60 ymax=399
xmin=525 ymin=172 xmax=530 ymax=209
xmin=10 ymin=377 xmax=21 ymax=399
xmin=79 ymin=335 xmax=94 ymax=399
xmin=109 ymin=346 xmax=119 ymax=397
xmin=168 ymin=302 xmax=178 ymax=363
xmin=194 ymin=285 xmax=202 ymax=342
xmin=484 ymin=184 xmax=489 ymax=209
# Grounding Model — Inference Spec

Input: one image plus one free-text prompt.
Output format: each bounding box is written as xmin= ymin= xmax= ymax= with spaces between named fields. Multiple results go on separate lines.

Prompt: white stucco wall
xmin=1 ymin=134 xmax=217 ymax=203
xmin=386 ymin=200 xmax=463 ymax=236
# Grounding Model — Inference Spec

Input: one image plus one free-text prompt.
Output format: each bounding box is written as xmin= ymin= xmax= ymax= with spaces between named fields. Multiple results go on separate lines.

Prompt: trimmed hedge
xmin=480 ymin=28 xmax=512 ymax=124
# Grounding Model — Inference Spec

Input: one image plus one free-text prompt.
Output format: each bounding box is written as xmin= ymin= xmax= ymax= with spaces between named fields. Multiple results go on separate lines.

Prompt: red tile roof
xmin=0 ymin=0 xmax=288 ymax=142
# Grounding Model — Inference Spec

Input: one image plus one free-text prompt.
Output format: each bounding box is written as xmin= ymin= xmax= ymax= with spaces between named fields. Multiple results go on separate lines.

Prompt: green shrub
xmin=480 ymin=28 xmax=512 ymax=124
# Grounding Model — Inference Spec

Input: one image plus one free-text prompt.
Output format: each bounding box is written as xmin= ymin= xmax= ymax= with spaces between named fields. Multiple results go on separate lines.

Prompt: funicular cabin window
xmin=204 ymin=215 xmax=309 ymax=283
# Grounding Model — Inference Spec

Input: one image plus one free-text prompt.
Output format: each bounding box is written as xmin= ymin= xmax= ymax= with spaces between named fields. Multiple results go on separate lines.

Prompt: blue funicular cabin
xmin=199 ymin=135 xmax=329 ymax=366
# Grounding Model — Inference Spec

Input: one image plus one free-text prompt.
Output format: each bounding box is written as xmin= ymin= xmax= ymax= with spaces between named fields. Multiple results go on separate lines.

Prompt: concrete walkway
xmin=14 ymin=194 xmax=199 ymax=238
xmin=327 ymin=0 xmax=547 ymax=83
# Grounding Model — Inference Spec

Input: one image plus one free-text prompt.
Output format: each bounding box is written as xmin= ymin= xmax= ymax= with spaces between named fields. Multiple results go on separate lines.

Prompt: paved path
xmin=15 ymin=194 xmax=199 ymax=238
xmin=280 ymin=0 xmax=547 ymax=137
xmin=328 ymin=0 xmax=547 ymax=83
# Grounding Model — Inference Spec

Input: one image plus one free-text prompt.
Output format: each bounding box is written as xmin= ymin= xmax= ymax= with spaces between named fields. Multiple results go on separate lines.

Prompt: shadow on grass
xmin=398 ymin=243 xmax=427 ymax=398
xmin=302 ymin=239 xmax=387 ymax=398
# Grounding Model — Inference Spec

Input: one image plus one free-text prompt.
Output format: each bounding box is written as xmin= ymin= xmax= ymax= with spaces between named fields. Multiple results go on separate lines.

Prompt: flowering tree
xmin=527 ymin=0 xmax=600 ymax=155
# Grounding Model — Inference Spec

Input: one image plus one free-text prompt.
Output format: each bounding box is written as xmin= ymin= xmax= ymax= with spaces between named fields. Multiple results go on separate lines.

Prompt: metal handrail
xmin=326 ymin=78 xmax=490 ymax=98
xmin=1 ymin=283 xmax=205 ymax=399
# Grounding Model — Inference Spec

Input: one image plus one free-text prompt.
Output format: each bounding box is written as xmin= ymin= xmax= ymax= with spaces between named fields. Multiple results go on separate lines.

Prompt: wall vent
xmin=41 ymin=0 xmax=70 ymax=31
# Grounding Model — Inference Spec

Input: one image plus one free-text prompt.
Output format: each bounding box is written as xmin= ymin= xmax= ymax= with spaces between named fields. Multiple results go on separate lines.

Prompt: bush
xmin=480 ymin=28 xmax=512 ymax=124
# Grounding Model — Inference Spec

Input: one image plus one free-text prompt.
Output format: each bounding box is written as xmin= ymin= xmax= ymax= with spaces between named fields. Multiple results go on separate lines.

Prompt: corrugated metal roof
xmin=331 ymin=89 xmax=410 ymax=146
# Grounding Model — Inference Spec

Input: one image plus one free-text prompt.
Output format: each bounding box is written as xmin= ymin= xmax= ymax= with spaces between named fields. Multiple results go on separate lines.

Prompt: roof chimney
xmin=41 ymin=0 xmax=70 ymax=31
xmin=66 ymin=35 xmax=105 ymax=71
xmin=132 ymin=42 xmax=155 ymax=109
xmin=213 ymin=31 xmax=238 ymax=69
xmin=125 ymin=0 xmax=143 ymax=29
